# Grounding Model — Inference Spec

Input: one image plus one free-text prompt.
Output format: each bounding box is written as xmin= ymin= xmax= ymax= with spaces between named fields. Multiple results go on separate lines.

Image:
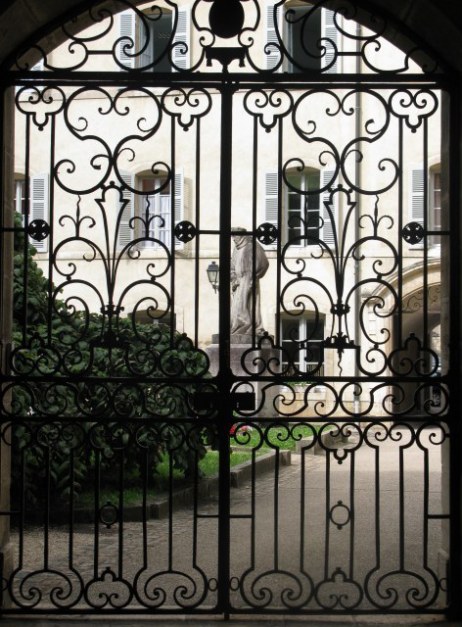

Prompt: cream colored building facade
xmin=12 ymin=0 xmax=444 ymax=416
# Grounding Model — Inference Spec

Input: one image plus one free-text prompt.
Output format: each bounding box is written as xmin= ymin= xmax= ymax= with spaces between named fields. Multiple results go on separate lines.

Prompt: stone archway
xmin=0 ymin=0 xmax=460 ymax=620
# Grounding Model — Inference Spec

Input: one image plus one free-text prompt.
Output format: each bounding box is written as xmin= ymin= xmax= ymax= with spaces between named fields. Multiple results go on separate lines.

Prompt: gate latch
xmin=193 ymin=392 xmax=255 ymax=411
xmin=232 ymin=392 xmax=255 ymax=411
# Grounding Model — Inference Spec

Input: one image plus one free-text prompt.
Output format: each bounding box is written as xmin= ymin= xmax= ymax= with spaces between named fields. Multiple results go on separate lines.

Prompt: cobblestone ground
xmin=7 ymin=454 xmax=316 ymax=612
xmin=5 ymin=430 xmax=449 ymax=617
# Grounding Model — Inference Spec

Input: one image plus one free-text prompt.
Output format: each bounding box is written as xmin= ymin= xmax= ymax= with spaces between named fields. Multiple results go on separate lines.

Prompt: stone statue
xmin=230 ymin=229 xmax=269 ymax=336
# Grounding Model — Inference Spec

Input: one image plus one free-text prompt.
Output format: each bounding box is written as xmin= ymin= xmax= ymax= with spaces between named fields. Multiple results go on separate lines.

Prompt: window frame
xmin=117 ymin=169 xmax=184 ymax=253
xmin=14 ymin=178 xmax=26 ymax=215
xmin=19 ymin=173 xmax=49 ymax=254
xmin=118 ymin=6 xmax=190 ymax=71
xmin=264 ymin=167 xmax=337 ymax=249
xmin=430 ymin=165 xmax=441 ymax=245
xmin=138 ymin=173 xmax=173 ymax=249
xmin=266 ymin=1 xmax=340 ymax=73
xmin=280 ymin=313 xmax=325 ymax=376
xmin=409 ymin=163 xmax=442 ymax=248
xmin=285 ymin=168 xmax=321 ymax=246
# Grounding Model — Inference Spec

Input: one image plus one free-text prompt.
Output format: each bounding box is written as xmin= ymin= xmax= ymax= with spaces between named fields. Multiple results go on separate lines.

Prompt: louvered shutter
xmin=410 ymin=167 xmax=425 ymax=225
xmin=265 ymin=172 xmax=279 ymax=224
xmin=30 ymin=174 xmax=49 ymax=253
xmin=174 ymin=170 xmax=184 ymax=249
xmin=173 ymin=9 xmax=189 ymax=70
xmin=322 ymin=8 xmax=339 ymax=73
xmin=118 ymin=11 xmax=136 ymax=68
xmin=118 ymin=173 xmax=134 ymax=250
xmin=321 ymin=170 xmax=336 ymax=246
xmin=266 ymin=1 xmax=280 ymax=70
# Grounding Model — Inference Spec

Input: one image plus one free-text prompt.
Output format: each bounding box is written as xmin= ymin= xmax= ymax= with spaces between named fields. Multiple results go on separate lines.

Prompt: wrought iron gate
xmin=0 ymin=0 xmax=458 ymax=618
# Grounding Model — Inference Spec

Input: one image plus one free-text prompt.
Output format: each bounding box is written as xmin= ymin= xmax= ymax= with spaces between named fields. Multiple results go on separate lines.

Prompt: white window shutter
xmin=265 ymin=171 xmax=279 ymax=226
xmin=321 ymin=170 xmax=336 ymax=246
xmin=266 ymin=1 xmax=280 ymax=70
xmin=322 ymin=8 xmax=339 ymax=73
xmin=118 ymin=10 xmax=136 ymax=68
xmin=173 ymin=9 xmax=190 ymax=71
xmin=174 ymin=170 xmax=184 ymax=249
xmin=30 ymin=174 xmax=49 ymax=253
xmin=118 ymin=173 xmax=134 ymax=249
xmin=410 ymin=167 xmax=425 ymax=224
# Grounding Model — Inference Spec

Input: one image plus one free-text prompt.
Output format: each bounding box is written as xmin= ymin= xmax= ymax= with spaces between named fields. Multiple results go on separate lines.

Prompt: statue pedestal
xmin=206 ymin=335 xmax=281 ymax=418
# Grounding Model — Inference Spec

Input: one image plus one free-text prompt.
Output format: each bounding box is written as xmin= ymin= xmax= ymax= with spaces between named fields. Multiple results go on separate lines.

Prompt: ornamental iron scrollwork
xmin=402 ymin=221 xmax=425 ymax=244
xmin=3 ymin=0 xmax=451 ymax=618
xmin=13 ymin=0 xmax=442 ymax=75
xmin=256 ymin=222 xmax=278 ymax=245
xmin=226 ymin=421 xmax=448 ymax=611
xmin=27 ymin=219 xmax=50 ymax=242
xmin=174 ymin=220 xmax=197 ymax=243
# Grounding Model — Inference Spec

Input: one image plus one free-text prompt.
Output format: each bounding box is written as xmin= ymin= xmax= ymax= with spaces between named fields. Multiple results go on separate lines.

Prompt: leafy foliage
xmin=11 ymin=214 xmax=212 ymax=508
xmin=13 ymin=212 xmax=51 ymax=327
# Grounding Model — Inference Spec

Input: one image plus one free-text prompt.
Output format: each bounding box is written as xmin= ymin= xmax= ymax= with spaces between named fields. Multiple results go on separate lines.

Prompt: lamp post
xmin=206 ymin=260 xmax=219 ymax=293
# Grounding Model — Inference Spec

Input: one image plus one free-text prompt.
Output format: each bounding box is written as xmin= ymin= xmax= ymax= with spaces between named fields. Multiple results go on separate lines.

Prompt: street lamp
xmin=206 ymin=260 xmax=219 ymax=293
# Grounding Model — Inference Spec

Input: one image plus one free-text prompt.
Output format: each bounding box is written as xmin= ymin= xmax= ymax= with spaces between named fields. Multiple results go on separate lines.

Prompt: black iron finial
xmin=208 ymin=0 xmax=245 ymax=39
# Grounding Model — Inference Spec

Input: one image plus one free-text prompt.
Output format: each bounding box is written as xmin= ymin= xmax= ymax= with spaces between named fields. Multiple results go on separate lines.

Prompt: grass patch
xmin=231 ymin=423 xmax=321 ymax=451
xmin=199 ymin=449 xmax=256 ymax=475
xmin=76 ymin=449 xmax=256 ymax=507
xmin=75 ymin=425 xmax=323 ymax=508
xmin=152 ymin=448 xmax=256 ymax=483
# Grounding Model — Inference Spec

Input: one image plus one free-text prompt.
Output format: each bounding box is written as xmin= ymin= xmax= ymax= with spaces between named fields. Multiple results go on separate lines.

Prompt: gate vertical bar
xmin=217 ymin=81 xmax=233 ymax=617
xmin=0 ymin=1 xmax=457 ymax=617
xmin=447 ymin=80 xmax=462 ymax=620
xmin=0 ymin=82 xmax=14 ymax=607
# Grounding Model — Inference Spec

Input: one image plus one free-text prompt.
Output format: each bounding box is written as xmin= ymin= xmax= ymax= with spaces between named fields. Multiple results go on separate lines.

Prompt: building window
xmin=409 ymin=164 xmax=442 ymax=247
xmin=118 ymin=7 xmax=189 ymax=71
xmin=286 ymin=169 xmax=321 ymax=244
xmin=14 ymin=178 xmax=26 ymax=215
xmin=287 ymin=4 xmax=322 ymax=72
xmin=14 ymin=175 xmax=49 ymax=252
xmin=138 ymin=9 xmax=173 ymax=72
xmin=430 ymin=167 xmax=441 ymax=245
xmin=118 ymin=171 xmax=184 ymax=251
xmin=139 ymin=175 xmax=173 ymax=248
xmin=281 ymin=314 xmax=324 ymax=375
xmin=266 ymin=2 xmax=338 ymax=72
xmin=264 ymin=168 xmax=336 ymax=247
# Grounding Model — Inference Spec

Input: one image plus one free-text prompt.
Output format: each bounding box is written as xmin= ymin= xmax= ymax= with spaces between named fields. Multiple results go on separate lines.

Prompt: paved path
xmin=2 ymin=425 xmax=454 ymax=624
xmin=0 ymin=615 xmax=458 ymax=627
